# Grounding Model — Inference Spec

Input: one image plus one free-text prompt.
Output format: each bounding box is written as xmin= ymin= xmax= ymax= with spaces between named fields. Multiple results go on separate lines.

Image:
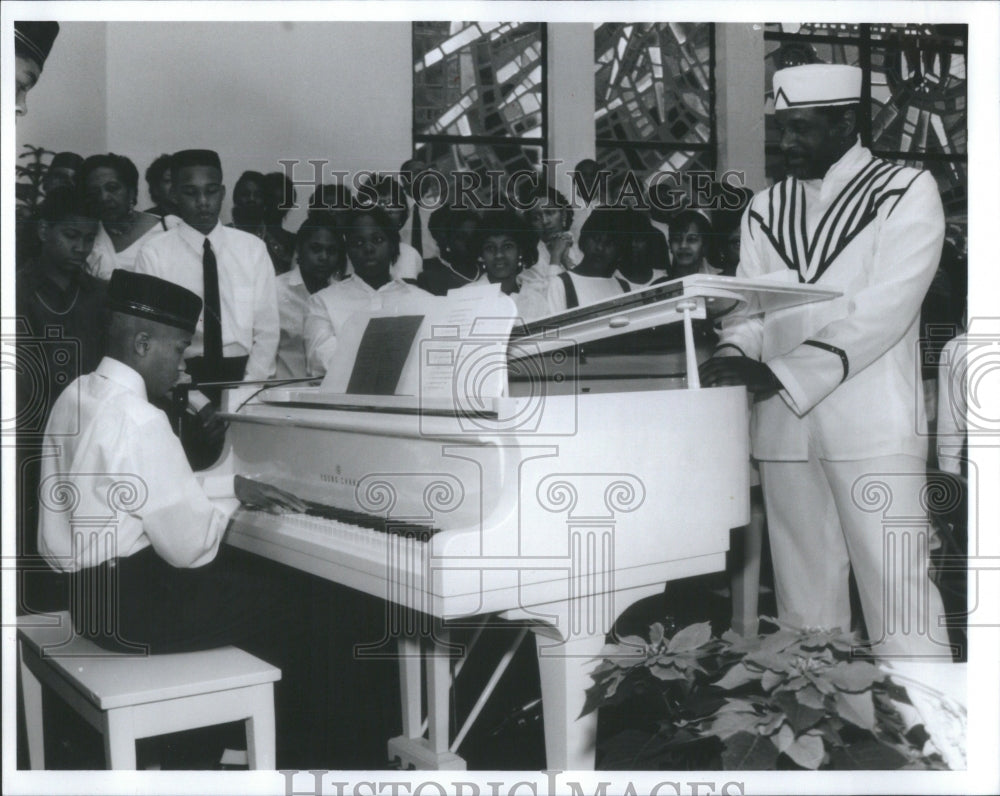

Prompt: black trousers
xmin=68 ymin=546 xmax=318 ymax=764
xmin=66 ymin=546 xmax=401 ymax=768
xmin=68 ymin=545 xmax=297 ymax=655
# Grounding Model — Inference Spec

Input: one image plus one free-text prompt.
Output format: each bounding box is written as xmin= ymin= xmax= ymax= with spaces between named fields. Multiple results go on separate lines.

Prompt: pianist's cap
xmin=772 ymin=64 xmax=862 ymax=111
xmin=15 ymin=21 xmax=60 ymax=69
xmin=171 ymin=149 xmax=222 ymax=175
xmin=108 ymin=270 xmax=203 ymax=334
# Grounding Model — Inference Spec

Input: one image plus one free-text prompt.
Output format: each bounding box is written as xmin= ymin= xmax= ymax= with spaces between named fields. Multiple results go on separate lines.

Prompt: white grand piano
xmin=207 ymin=275 xmax=838 ymax=770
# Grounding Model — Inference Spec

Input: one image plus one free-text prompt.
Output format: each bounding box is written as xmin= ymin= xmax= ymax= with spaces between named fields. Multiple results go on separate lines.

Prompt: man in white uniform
xmin=700 ymin=64 xmax=949 ymax=659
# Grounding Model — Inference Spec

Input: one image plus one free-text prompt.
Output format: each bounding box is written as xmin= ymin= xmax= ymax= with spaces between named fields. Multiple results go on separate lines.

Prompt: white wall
xmin=18 ymin=21 xmax=413 ymax=229
xmin=14 ymin=22 xmax=108 ymax=161
xmin=105 ymin=21 xmax=412 ymax=225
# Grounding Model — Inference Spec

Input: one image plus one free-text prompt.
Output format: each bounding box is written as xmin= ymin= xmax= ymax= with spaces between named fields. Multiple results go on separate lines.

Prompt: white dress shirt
xmin=275 ymin=266 xmax=334 ymax=379
xmin=86 ymin=215 xmax=180 ymax=281
xmin=544 ymin=271 xmax=628 ymax=315
xmin=533 ymin=238 xmax=583 ymax=275
xmin=133 ymin=220 xmax=279 ymax=382
xmin=303 ymin=274 xmax=429 ymax=376
xmin=399 ymin=198 xmax=439 ymax=260
xmin=38 ymin=357 xmax=235 ymax=573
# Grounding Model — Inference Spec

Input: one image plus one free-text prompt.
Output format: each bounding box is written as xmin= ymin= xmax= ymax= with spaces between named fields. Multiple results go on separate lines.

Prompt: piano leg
xmin=730 ymin=492 xmax=765 ymax=637
xmin=399 ymin=636 xmax=422 ymax=739
xmin=532 ymin=630 xmax=603 ymax=770
xmin=387 ymin=628 xmax=467 ymax=771
xmin=526 ymin=581 xmax=666 ymax=770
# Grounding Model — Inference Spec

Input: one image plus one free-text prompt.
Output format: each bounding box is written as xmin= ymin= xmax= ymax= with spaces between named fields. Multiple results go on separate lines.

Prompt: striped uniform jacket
xmin=717 ymin=141 xmax=944 ymax=461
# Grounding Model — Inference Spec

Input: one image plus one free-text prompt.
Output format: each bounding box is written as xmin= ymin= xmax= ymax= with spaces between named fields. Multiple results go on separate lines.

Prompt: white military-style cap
xmin=772 ymin=64 xmax=862 ymax=111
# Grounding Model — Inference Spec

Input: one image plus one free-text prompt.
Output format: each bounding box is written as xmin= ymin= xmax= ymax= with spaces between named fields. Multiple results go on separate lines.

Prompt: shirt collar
xmin=96 ymin=357 xmax=148 ymax=401
xmin=176 ymin=218 xmax=224 ymax=252
xmin=342 ymin=272 xmax=408 ymax=294
xmin=285 ymin=265 xmax=305 ymax=287
xmin=815 ymin=138 xmax=870 ymax=189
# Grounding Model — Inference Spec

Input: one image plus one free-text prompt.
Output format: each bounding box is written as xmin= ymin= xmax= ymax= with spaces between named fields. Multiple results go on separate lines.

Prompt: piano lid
xmin=510 ymin=274 xmax=840 ymax=356
xmin=241 ymin=274 xmax=839 ymax=415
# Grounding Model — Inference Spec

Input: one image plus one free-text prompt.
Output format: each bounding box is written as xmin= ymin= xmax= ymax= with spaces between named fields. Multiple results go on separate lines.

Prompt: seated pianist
xmin=37 ymin=269 xmax=322 ymax=765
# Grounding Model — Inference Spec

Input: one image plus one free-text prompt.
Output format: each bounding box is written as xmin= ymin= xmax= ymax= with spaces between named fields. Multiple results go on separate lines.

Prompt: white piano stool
xmin=17 ymin=612 xmax=280 ymax=770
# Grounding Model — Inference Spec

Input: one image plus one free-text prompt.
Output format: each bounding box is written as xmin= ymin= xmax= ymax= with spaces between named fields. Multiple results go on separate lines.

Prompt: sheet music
xmin=319 ymin=290 xmax=517 ymax=409
xmin=345 ymin=315 xmax=425 ymax=395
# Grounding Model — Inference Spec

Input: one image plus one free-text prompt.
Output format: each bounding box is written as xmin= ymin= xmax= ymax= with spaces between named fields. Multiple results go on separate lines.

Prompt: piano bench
xmin=17 ymin=612 xmax=280 ymax=770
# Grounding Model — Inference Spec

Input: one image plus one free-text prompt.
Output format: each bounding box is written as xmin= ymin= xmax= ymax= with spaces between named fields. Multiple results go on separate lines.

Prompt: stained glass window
xmin=763 ymin=23 xmax=967 ymax=230
xmin=412 ymin=22 xmax=546 ymax=204
xmin=594 ymin=23 xmax=716 ymax=190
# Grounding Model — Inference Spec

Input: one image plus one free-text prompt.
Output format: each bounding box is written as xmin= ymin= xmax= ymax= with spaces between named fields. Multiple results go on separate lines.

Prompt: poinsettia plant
xmin=583 ymin=617 xmax=949 ymax=770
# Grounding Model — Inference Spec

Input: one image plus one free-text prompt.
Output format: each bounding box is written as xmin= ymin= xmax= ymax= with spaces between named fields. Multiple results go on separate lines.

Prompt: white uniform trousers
xmin=759 ymin=452 xmax=951 ymax=660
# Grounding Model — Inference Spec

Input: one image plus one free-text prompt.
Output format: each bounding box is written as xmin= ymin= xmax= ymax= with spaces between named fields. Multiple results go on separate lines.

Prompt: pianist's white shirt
xmin=303 ymin=274 xmax=430 ymax=377
xmin=38 ymin=357 xmax=236 ymax=573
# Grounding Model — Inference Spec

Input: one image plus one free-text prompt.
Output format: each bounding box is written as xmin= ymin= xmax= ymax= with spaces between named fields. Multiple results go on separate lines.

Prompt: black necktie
xmin=410 ymin=202 xmax=422 ymax=257
xmin=202 ymin=238 xmax=223 ymax=372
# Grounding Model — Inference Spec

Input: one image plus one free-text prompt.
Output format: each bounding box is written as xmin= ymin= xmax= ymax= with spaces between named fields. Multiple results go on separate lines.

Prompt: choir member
xmin=81 ymin=153 xmax=174 ymax=279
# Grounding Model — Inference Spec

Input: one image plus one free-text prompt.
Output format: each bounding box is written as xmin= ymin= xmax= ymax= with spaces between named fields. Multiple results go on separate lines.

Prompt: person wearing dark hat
xmin=37 ymin=269 xmax=318 ymax=765
xmin=700 ymin=64 xmax=948 ymax=659
xmin=41 ymin=151 xmax=84 ymax=194
xmin=14 ymin=20 xmax=59 ymax=117
xmin=133 ymin=149 xmax=279 ymax=467
xmin=38 ymin=269 xmax=304 ymax=634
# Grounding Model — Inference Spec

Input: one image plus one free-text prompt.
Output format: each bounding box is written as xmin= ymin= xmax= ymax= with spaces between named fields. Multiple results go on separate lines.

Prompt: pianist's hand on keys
xmin=234 ymin=475 xmax=309 ymax=515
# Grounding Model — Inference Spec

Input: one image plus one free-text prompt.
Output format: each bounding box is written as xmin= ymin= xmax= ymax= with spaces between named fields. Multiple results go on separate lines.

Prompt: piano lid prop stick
xmin=678 ymin=298 xmax=701 ymax=389
xmin=450 ymin=627 xmax=530 ymax=753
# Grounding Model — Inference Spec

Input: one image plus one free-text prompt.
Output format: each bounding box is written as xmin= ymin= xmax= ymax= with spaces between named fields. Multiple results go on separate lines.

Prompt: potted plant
xmin=583 ymin=617 xmax=960 ymax=770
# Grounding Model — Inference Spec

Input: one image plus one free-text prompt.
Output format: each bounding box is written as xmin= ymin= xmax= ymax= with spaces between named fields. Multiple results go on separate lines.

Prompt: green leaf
xmin=721 ymin=629 xmax=763 ymax=654
xmin=746 ymin=650 xmax=791 ymax=672
xmin=773 ymin=691 xmax=826 ymax=734
xmin=650 ymin=662 xmax=690 ymax=682
xmin=603 ymin=670 xmax=626 ymax=698
xmin=761 ymin=668 xmax=785 ymax=692
xmin=721 ymin=731 xmax=780 ymax=770
xmin=714 ymin=662 xmax=760 ymax=689
xmin=783 ymin=731 xmax=826 ymax=769
xmin=580 ymin=682 xmax=607 ymax=717
xmin=707 ymin=709 xmax=760 ymax=740
xmin=590 ymin=659 xmax=621 ymax=676
xmin=667 ymin=621 xmax=713 ymax=653
xmin=774 ymin=722 xmax=795 ymax=752
xmin=649 ymin=622 xmax=665 ymax=647
xmin=616 ymin=634 xmax=648 ymax=651
xmin=825 ymin=661 xmax=882 ymax=692
xmin=716 ymin=697 xmax=758 ymax=714
xmin=834 ymin=690 xmax=875 ymax=730
xmin=755 ymin=711 xmax=785 ymax=736
xmin=758 ymin=630 xmax=800 ymax=654
xmin=828 ymin=737 xmax=911 ymax=769
xmin=795 ymin=684 xmax=827 ymax=710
